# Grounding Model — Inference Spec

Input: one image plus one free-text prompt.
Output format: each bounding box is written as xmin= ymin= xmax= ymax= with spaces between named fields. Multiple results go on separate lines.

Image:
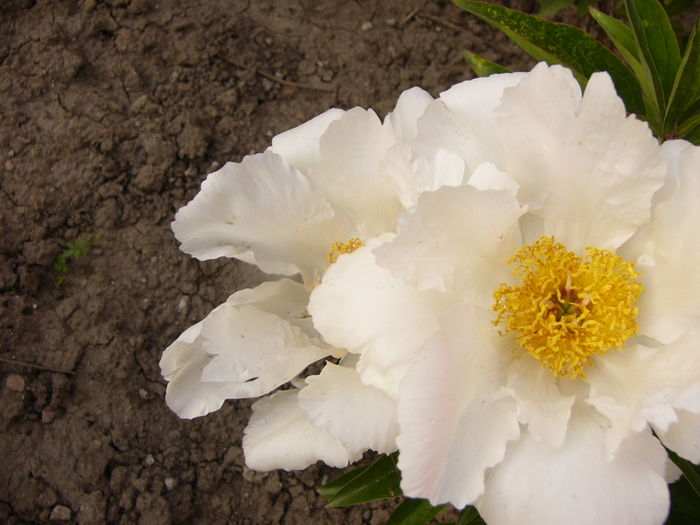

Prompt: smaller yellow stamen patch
xmin=327 ymin=237 xmax=364 ymax=264
xmin=493 ymin=236 xmax=642 ymax=379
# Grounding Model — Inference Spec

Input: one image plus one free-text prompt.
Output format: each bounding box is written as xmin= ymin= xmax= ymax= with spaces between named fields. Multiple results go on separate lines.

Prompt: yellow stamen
xmin=492 ymin=236 xmax=642 ymax=379
xmin=327 ymin=237 xmax=364 ymax=264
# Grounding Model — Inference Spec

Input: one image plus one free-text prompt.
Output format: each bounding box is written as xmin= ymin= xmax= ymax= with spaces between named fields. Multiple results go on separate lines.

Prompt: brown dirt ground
xmin=0 ymin=1 xmax=537 ymax=523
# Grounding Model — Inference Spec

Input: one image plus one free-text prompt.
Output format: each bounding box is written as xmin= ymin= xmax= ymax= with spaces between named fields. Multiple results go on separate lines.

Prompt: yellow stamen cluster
xmin=493 ymin=236 xmax=642 ymax=379
xmin=327 ymin=237 xmax=364 ymax=264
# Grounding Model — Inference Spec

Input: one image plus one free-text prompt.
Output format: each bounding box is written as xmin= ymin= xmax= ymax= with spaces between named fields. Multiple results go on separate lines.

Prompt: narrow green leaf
xmin=668 ymin=449 xmax=700 ymax=498
xmin=667 ymin=471 xmax=700 ymax=525
xmin=666 ymin=20 xmax=700 ymax=132
xmin=454 ymin=1 xmax=645 ymax=115
xmin=319 ymin=453 xmax=402 ymax=507
xmin=539 ymin=0 xmax=576 ymax=17
xmin=625 ymin=0 xmax=682 ymax=108
xmin=386 ymin=499 xmax=445 ymax=525
xmin=464 ymin=50 xmax=511 ymax=77
xmin=457 ymin=506 xmax=486 ymax=524
xmin=588 ymin=7 xmax=640 ymax=62
xmin=678 ymin=113 xmax=700 ymax=139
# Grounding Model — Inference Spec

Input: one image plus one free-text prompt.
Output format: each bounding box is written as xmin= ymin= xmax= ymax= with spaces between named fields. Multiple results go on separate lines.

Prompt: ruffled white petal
xmin=478 ymin=410 xmax=669 ymax=525
xmin=397 ymin=303 xmax=520 ymax=508
xmin=160 ymin=319 xmax=226 ymax=419
xmin=201 ymin=280 xmax=329 ymax=398
xmin=623 ymin=142 xmax=700 ymax=343
xmin=436 ymin=63 xmax=665 ymax=254
xmin=384 ymin=146 xmax=466 ymax=209
xmin=270 ymin=108 xmax=345 ymax=174
xmin=243 ymin=389 xmax=355 ymax=471
xmin=385 ymin=87 xmax=434 ymax=144
xmin=587 ymin=333 xmax=700 ymax=457
xmin=657 ymin=409 xmax=700 ymax=463
xmin=503 ymin=357 xmax=575 ymax=448
xmin=309 ymin=234 xmax=454 ymax=397
xmin=374 ymin=184 xmax=524 ymax=304
xmin=298 ymin=362 xmax=398 ymax=455
xmin=309 ymin=108 xmax=401 ymax=237
xmin=172 ymin=151 xmax=344 ymax=283
xmin=160 ymin=280 xmax=329 ymax=419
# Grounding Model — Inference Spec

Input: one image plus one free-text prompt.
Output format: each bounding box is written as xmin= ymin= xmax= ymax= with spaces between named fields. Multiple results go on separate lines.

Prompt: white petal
xmin=397 ymin=303 xmax=520 ymax=508
xmin=384 ymin=146 xmax=466 ymax=209
xmin=478 ymin=410 xmax=669 ymax=525
xmin=298 ymin=362 xmax=398 ymax=454
xmin=243 ymin=389 xmax=355 ymax=471
xmin=501 ymin=67 xmax=664 ymax=252
xmin=407 ymin=71 xmax=525 ymax=164
xmin=624 ymin=142 xmax=700 ymax=343
xmin=160 ymin=318 xmax=226 ymax=419
xmin=309 ymin=235 xmax=454 ymax=397
xmin=270 ymin=108 xmax=345 ymax=174
xmin=437 ymin=63 xmax=665 ymax=253
xmin=385 ymin=86 xmax=434 ymax=143
xmin=172 ymin=151 xmax=344 ymax=283
xmin=657 ymin=409 xmax=700 ymax=463
xmin=374 ymin=185 xmax=524 ymax=303
xmin=200 ymin=280 xmax=329 ymax=398
xmin=467 ymin=162 xmax=519 ymax=195
xmin=309 ymin=108 xmax=402 ymax=236
xmin=503 ymin=357 xmax=575 ymax=448
xmin=587 ymin=334 xmax=700 ymax=457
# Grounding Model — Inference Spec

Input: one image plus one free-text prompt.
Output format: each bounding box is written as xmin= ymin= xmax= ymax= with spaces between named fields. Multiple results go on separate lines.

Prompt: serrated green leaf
xmin=625 ymin=0 xmax=682 ymax=110
xmin=454 ymin=1 xmax=645 ymax=115
xmin=386 ymin=498 xmax=445 ymax=525
xmin=318 ymin=453 xmax=402 ymax=507
xmin=539 ymin=0 xmax=576 ymax=17
xmin=464 ymin=50 xmax=512 ymax=77
xmin=457 ymin=506 xmax=486 ymax=524
xmin=666 ymin=20 xmax=700 ymax=134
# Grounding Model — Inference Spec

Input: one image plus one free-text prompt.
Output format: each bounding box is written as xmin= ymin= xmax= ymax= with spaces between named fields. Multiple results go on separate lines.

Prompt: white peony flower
xmin=160 ymin=86 xmax=453 ymax=470
xmin=309 ymin=63 xmax=700 ymax=524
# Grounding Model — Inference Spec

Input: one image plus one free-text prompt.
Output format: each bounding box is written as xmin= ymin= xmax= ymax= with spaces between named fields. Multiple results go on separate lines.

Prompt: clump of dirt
xmin=0 ymin=0 xmax=533 ymax=523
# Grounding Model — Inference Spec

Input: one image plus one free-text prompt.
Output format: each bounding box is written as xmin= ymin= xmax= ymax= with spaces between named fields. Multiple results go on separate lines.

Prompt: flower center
xmin=327 ymin=237 xmax=364 ymax=264
xmin=492 ymin=236 xmax=642 ymax=379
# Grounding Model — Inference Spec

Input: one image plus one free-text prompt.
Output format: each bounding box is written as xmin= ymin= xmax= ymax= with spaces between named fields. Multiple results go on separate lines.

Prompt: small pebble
xmin=138 ymin=388 xmax=151 ymax=401
xmin=361 ymin=21 xmax=373 ymax=31
xmin=164 ymin=477 xmax=177 ymax=491
xmin=177 ymin=295 xmax=190 ymax=315
xmin=143 ymin=454 xmax=155 ymax=467
xmin=6 ymin=374 xmax=25 ymax=392
xmin=4 ymin=160 xmax=14 ymax=171
xmin=49 ymin=505 xmax=71 ymax=521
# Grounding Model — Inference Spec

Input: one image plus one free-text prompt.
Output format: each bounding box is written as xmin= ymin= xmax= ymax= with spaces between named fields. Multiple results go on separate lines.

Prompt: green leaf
xmin=667 ymin=471 xmax=700 ymax=525
xmin=678 ymin=113 xmax=700 ymax=142
xmin=666 ymin=20 xmax=700 ymax=133
xmin=668 ymin=450 xmax=700 ymax=498
xmin=625 ymin=0 xmax=682 ymax=109
xmin=589 ymin=7 xmax=640 ymax=63
xmin=318 ymin=453 xmax=402 ymax=507
xmin=457 ymin=506 xmax=486 ymax=524
xmin=386 ymin=499 xmax=445 ymax=525
xmin=454 ymin=1 xmax=645 ymax=115
xmin=539 ymin=0 xmax=576 ymax=17
xmin=464 ymin=50 xmax=512 ymax=77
